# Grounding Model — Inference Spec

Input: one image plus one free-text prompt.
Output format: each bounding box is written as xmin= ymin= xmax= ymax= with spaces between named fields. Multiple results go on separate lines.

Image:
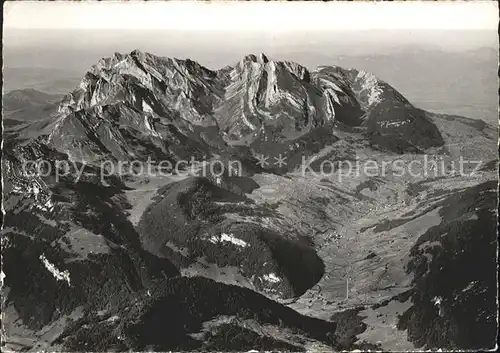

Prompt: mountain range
xmin=4 ymin=45 xmax=497 ymax=124
xmin=2 ymin=50 xmax=498 ymax=351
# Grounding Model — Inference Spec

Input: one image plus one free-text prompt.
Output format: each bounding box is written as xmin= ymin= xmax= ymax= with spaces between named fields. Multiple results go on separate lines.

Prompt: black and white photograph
xmin=1 ymin=1 xmax=498 ymax=351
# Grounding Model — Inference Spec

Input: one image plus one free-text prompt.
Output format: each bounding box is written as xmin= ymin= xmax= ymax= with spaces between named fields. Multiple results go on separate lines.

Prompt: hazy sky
xmin=3 ymin=1 xmax=498 ymax=71
xmin=4 ymin=1 xmax=497 ymax=30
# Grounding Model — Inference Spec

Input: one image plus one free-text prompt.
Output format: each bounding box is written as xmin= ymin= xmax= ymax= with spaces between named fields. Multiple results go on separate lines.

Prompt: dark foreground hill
xmin=397 ymin=180 xmax=498 ymax=349
xmin=52 ymin=276 xmax=377 ymax=351
xmin=137 ymin=176 xmax=325 ymax=298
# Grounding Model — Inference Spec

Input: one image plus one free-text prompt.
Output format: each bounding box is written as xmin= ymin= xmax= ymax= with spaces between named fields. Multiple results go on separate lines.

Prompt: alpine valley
xmin=2 ymin=50 xmax=498 ymax=351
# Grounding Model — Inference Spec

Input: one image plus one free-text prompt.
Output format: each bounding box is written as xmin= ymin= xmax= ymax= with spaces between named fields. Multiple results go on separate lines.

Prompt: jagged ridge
xmin=47 ymin=50 xmax=444 ymax=165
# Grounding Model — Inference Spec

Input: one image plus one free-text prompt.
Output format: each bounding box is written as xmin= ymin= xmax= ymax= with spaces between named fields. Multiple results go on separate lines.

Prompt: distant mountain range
xmin=3 ymin=89 xmax=63 ymax=111
xmin=4 ymin=46 xmax=497 ymax=123
xmin=3 ymin=67 xmax=82 ymax=95
xmin=2 ymin=50 xmax=497 ymax=351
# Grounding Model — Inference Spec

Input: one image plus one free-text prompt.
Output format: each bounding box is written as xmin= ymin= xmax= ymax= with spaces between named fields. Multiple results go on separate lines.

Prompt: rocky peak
xmin=50 ymin=51 xmax=443 ymax=161
xmin=258 ymin=53 xmax=269 ymax=64
xmin=241 ymin=53 xmax=268 ymax=63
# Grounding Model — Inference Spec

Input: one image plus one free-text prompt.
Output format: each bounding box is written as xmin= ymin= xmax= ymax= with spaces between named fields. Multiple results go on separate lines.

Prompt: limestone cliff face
xmin=48 ymin=50 xmax=444 ymax=164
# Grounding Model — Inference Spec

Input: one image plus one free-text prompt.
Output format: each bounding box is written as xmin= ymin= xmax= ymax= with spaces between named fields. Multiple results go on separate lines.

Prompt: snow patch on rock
xmin=462 ymin=281 xmax=477 ymax=293
xmin=432 ymin=296 xmax=442 ymax=306
xmin=113 ymin=58 xmax=128 ymax=68
xmin=263 ymin=273 xmax=281 ymax=283
xmin=34 ymin=198 xmax=55 ymax=213
xmin=357 ymin=70 xmax=383 ymax=106
xmin=142 ymin=100 xmax=154 ymax=114
xmin=40 ymin=254 xmax=71 ymax=285
xmin=209 ymin=233 xmax=249 ymax=248
xmin=379 ymin=119 xmax=411 ymax=129
xmin=432 ymin=296 xmax=445 ymax=317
